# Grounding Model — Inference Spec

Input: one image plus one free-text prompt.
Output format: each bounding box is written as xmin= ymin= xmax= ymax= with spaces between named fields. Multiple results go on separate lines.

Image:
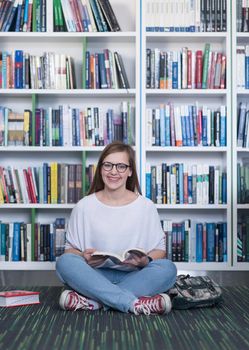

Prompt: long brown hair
xmin=88 ymin=141 xmax=141 ymax=195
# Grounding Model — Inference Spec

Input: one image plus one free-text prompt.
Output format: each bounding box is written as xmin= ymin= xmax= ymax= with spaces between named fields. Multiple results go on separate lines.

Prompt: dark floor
xmin=0 ymin=286 xmax=249 ymax=350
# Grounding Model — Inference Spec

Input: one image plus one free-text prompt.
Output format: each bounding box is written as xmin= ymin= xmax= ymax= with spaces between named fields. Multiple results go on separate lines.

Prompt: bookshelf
xmin=1 ymin=0 xmax=248 ymax=273
xmin=0 ymin=0 xmax=140 ymax=270
xmin=232 ymin=0 xmax=249 ymax=270
xmin=141 ymin=0 xmax=232 ymax=271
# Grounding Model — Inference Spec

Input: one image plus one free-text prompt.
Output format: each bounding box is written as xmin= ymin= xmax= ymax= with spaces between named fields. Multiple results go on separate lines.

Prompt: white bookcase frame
xmin=1 ymin=0 xmax=248 ymax=272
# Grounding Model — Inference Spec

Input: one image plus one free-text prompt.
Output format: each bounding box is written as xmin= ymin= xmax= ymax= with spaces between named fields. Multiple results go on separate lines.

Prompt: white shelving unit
xmin=141 ymin=1 xmax=232 ymax=271
xmin=1 ymin=0 xmax=247 ymax=273
xmin=232 ymin=0 xmax=249 ymax=270
xmin=0 ymin=0 xmax=141 ymax=270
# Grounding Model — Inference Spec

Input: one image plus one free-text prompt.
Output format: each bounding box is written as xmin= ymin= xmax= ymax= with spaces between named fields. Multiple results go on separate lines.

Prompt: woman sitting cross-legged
xmin=56 ymin=141 xmax=177 ymax=315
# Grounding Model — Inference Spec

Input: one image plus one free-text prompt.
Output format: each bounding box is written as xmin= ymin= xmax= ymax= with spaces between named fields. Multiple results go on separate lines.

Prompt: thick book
xmin=0 ymin=290 xmax=40 ymax=307
xmin=91 ymin=248 xmax=147 ymax=271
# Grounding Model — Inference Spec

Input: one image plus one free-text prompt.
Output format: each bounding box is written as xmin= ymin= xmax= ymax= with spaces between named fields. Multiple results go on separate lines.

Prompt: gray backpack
xmin=168 ymin=274 xmax=223 ymax=309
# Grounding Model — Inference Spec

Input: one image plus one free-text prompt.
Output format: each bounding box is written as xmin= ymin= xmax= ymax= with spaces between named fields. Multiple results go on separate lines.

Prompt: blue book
xmin=180 ymin=106 xmax=187 ymax=146
xmin=188 ymin=105 xmax=195 ymax=146
xmin=49 ymin=225 xmax=55 ymax=261
xmin=89 ymin=0 xmax=104 ymax=31
xmin=220 ymin=106 xmax=226 ymax=146
xmin=185 ymin=106 xmax=191 ymax=146
xmin=202 ymin=107 xmax=208 ymax=146
xmin=3 ymin=0 xmax=18 ymax=32
xmin=23 ymin=0 xmax=29 ymax=31
xmin=15 ymin=50 xmax=23 ymax=89
xmin=188 ymin=173 xmax=193 ymax=204
xmin=245 ymin=46 xmax=249 ymax=89
xmin=95 ymin=53 xmax=100 ymax=89
xmin=145 ymin=166 xmax=151 ymax=199
xmin=85 ymin=51 xmax=90 ymax=89
xmin=15 ymin=1 xmax=22 ymax=31
xmin=12 ymin=222 xmax=21 ymax=261
xmin=223 ymin=222 xmax=227 ymax=262
xmin=107 ymin=109 xmax=113 ymax=143
xmin=206 ymin=223 xmax=215 ymax=261
xmin=196 ymin=223 xmax=203 ymax=262
xmin=0 ymin=223 xmax=6 ymax=258
xmin=59 ymin=106 xmax=63 ymax=146
xmin=98 ymin=53 xmax=108 ymax=89
xmin=172 ymin=60 xmax=178 ymax=89
xmin=179 ymin=163 xmax=184 ymax=204
xmin=75 ymin=109 xmax=80 ymax=146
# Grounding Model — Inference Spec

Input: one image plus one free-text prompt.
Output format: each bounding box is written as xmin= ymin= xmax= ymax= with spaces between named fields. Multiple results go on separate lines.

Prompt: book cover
xmin=0 ymin=290 xmax=40 ymax=307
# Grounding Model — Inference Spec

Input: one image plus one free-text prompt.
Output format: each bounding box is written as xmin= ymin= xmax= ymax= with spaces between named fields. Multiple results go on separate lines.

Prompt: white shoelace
xmin=134 ymin=297 xmax=162 ymax=315
xmin=69 ymin=293 xmax=93 ymax=311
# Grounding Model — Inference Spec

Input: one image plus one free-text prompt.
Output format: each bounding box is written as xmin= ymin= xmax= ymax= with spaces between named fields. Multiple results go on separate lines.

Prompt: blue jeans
xmin=56 ymin=253 xmax=177 ymax=313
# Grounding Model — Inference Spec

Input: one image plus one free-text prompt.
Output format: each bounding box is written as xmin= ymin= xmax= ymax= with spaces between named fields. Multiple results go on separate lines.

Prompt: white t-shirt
xmin=65 ymin=193 xmax=165 ymax=254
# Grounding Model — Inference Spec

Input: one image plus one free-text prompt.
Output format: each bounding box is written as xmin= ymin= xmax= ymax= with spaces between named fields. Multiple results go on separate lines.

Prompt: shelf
xmin=156 ymin=204 xmax=228 ymax=209
xmin=236 ymin=204 xmax=249 ymax=210
xmin=0 ymin=146 xmax=106 ymax=152
xmin=146 ymin=32 xmax=228 ymax=44
xmin=237 ymin=147 xmax=249 ymax=153
xmin=146 ymin=89 xmax=227 ymax=96
xmin=0 ymin=261 xmax=233 ymax=271
xmin=236 ymin=88 xmax=249 ymax=95
xmin=0 ymin=32 xmax=137 ymax=43
xmin=146 ymin=147 xmax=227 ymax=153
xmin=0 ymin=89 xmax=136 ymax=97
xmin=176 ymin=262 xmax=231 ymax=271
xmin=0 ymin=262 xmax=56 ymax=270
xmin=0 ymin=204 xmax=75 ymax=209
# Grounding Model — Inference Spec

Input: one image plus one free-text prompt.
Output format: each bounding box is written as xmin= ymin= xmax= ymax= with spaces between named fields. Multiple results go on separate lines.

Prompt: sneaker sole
xmin=159 ymin=293 xmax=172 ymax=314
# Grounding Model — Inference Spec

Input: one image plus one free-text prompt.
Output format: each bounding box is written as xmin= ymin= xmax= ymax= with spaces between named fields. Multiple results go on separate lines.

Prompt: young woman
xmin=56 ymin=141 xmax=177 ymax=315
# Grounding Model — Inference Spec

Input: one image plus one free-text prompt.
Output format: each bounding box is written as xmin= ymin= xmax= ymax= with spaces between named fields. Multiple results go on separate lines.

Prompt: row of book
xmin=146 ymin=104 xmax=226 ymax=147
xmin=237 ymin=0 xmax=249 ymax=32
xmin=0 ymin=50 xmax=76 ymax=89
xmin=84 ymin=50 xmax=130 ymax=89
xmin=237 ymin=216 xmax=249 ymax=262
xmin=54 ymin=0 xmax=120 ymax=32
xmin=0 ymin=49 xmax=130 ymax=90
xmin=146 ymin=45 xmax=226 ymax=90
xmin=237 ymin=102 xmax=249 ymax=148
xmin=0 ymin=163 xmax=96 ymax=204
xmin=0 ymin=0 xmax=46 ymax=32
xmin=146 ymin=163 xmax=227 ymax=205
xmin=237 ymin=162 xmax=249 ymax=204
xmin=0 ymin=102 xmax=135 ymax=147
xmin=237 ymin=46 xmax=249 ymax=89
xmin=145 ymin=0 xmax=227 ymax=33
xmin=0 ymin=218 xmax=66 ymax=262
xmin=161 ymin=219 xmax=227 ymax=263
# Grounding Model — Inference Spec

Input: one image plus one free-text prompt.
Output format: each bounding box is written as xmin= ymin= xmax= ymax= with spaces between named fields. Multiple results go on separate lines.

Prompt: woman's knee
xmin=56 ymin=253 xmax=82 ymax=272
xmin=153 ymin=259 xmax=177 ymax=280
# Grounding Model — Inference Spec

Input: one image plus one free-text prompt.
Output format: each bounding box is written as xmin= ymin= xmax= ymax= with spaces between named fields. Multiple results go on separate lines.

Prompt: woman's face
xmin=101 ymin=151 xmax=132 ymax=192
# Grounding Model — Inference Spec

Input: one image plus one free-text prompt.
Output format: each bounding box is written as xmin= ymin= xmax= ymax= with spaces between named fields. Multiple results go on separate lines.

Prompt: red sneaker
xmin=133 ymin=294 xmax=172 ymax=315
xmin=59 ymin=290 xmax=102 ymax=311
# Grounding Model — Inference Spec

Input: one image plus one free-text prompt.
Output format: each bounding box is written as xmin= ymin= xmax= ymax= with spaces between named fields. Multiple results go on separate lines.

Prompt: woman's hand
xmin=82 ymin=248 xmax=107 ymax=268
xmin=123 ymin=252 xmax=150 ymax=268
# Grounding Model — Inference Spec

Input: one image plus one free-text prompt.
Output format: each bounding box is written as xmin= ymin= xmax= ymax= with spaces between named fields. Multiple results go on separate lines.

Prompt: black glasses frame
xmin=101 ymin=162 xmax=131 ymax=173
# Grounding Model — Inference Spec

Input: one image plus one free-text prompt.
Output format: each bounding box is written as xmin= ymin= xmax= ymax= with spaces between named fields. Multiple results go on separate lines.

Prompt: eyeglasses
xmin=102 ymin=162 xmax=130 ymax=173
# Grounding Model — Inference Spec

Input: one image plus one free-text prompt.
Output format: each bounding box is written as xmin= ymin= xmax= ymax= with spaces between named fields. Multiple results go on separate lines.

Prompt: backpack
xmin=168 ymin=274 xmax=223 ymax=309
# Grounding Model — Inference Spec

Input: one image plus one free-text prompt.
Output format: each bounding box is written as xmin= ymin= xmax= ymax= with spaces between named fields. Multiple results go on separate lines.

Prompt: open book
xmin=91 ymin=248 xmax=147 ymax=271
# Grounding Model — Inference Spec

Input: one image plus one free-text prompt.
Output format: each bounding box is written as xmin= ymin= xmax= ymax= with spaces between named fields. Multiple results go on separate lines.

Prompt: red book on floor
xmin=0 ymin=290 xmax=40 ymax=307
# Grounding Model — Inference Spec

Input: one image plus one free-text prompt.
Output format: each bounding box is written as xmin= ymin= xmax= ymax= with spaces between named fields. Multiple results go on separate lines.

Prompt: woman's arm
xmin=147 ymin=249 xmax=166 ymax=260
